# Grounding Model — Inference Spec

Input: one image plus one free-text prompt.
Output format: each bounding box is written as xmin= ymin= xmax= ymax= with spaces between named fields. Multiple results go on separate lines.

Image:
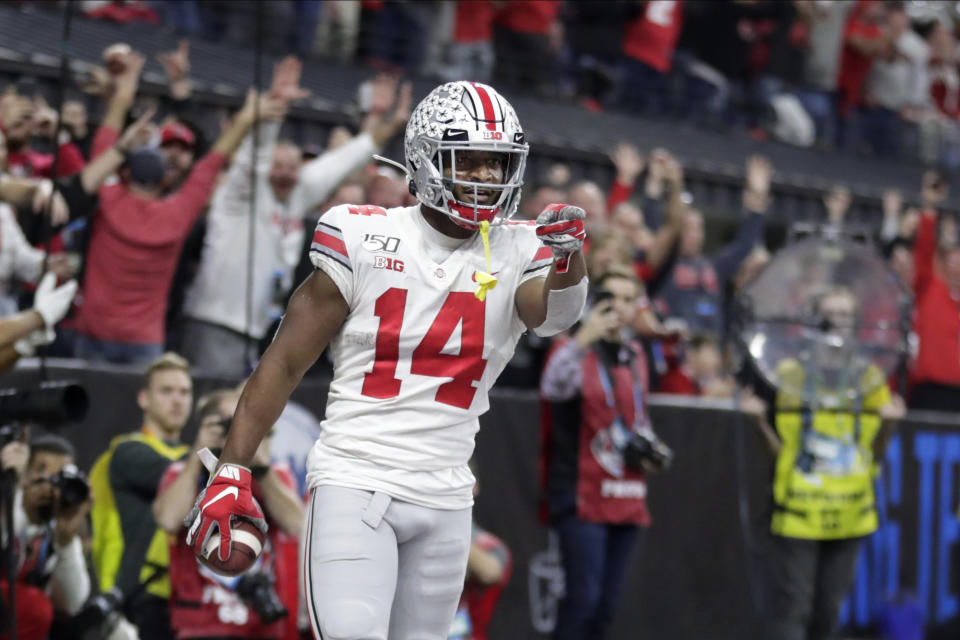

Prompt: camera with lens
xmin=74 ymin=565 xmax=169 ymax=639
xmin=236 ymin=571 xmax=288 ymax=623
xmin=50 ymin=463 xmax=90 ymax=509
xmin=623 ymin=432 xmax=674 ymax=472
xmin=74 ymin=567 xmax=167 ymax=639
xmin=0 ymin=381 xmax=88 ymax=432
xmin=72 ymin=587 xmax=138 ymax=640
xmin=201 ymin=416 xmax=233 ymax=462
xmin=33 ymin=464 xmax=90 ymax=523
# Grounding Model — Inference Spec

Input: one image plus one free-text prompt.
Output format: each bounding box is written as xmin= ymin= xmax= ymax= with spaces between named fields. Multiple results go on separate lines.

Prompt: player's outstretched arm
xmin=515 ymin=252 xmax=587 ymax=331
xmin=218 ymin=269 xmax=349 ymax=468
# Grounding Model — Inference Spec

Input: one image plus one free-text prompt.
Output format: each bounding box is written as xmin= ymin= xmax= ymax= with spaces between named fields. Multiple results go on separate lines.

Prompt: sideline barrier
xmin=3 ymin=362 xmax=958 ymax=638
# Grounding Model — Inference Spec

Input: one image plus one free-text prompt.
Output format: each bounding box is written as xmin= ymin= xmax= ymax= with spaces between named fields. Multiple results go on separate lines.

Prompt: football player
xmin=186 ymin=81 xmax=588 ymax=639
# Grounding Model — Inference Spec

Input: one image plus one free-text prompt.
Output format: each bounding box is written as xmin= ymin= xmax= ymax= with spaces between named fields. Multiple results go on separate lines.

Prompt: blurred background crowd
xmin=72 ymin=0 xmax=960 ymax=164
xmin=1 ymin=0 xmax=959 ymax=407
xmin=0 ymin=1 xmax=958 ymax=639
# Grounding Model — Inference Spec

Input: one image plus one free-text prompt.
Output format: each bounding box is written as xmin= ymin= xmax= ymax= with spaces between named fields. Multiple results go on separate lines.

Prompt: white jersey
xmin=306 ymin=204 xmax=552 ymax=508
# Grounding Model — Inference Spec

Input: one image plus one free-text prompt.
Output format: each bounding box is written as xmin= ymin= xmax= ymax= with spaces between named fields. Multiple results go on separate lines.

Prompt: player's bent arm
xmin=258 ymin=471 xmax=306 ymax=535
xmin=218 ymin=269 xmax=349 ymax=468
xmin=515 ymin=251 xmax=588 ymax=335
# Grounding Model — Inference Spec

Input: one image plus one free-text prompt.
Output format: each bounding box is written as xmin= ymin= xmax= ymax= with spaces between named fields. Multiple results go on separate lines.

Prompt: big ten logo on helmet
xmin=482 ymin=131 xmax=503 ymax=140
xmin=373 ymin=256 xmax=405 ymax=273
xmin=362 ymin=234 xmax=401 ymax=254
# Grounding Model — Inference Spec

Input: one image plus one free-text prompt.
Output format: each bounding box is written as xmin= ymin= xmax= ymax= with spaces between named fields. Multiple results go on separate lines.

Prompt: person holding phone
xmin=539 ymin=263 xmax=670 ymax=640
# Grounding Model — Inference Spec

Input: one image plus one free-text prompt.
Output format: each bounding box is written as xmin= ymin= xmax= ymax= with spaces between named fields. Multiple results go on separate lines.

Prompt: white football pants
xmin=303 ymin=485 xmax=472 ymax=639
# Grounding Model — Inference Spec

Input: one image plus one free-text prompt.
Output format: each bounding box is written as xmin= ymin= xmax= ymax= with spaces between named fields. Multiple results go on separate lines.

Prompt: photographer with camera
xmin=3 ymin=435 xmax=90 ymax=640
xmin=539 ymin=263 xmax=671 ymax=640
xmin=741 ymin=286 xmax=905 ymax=640
xmin=153 ymin=388 xmax=303 ymax=640
xmin=89 ymin=353 xmax=193 ymax=640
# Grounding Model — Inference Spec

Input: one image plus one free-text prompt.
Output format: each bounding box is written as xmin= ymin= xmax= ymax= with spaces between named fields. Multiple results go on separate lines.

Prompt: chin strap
xmin=474 ymin=220 xmax=498 ymax=301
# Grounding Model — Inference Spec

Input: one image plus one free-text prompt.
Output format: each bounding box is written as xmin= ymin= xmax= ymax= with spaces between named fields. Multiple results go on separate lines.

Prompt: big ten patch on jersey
xmin=364 ymin=222 xmax=404 ymax=274
xmin=365 ymin=227 xmax=405 ymax=273
xmin=327 ymin=205 xmax=550 ymax=414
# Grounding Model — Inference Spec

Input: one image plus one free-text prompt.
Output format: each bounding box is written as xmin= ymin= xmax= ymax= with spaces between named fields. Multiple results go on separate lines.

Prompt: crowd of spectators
xmin=0 ymin=10 xmax=956 ymax=398
xmin=0 ymin=36 xmax=418 ymax=372
xmin=67 ymin=0 xmax=960 ymax=166
xmin=0 ymin=3 xmax=959 ymax=639
xmin=510 ymin=136 xmax=960 ymax=413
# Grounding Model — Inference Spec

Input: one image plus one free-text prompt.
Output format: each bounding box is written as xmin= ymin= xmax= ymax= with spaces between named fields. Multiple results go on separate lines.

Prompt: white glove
xmin=13 ymin=328 xmax=55 ymax=357
xmin=33 ymin=272 xmax=78 ymax=329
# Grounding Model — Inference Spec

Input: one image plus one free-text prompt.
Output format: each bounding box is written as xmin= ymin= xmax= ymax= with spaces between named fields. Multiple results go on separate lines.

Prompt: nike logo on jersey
xmin=202 ymin=487 xmax=239 ymax=512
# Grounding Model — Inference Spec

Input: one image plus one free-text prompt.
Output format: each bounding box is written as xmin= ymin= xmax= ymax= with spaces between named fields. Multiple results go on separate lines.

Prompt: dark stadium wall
xmin=7 ymin=365 xmax=959 ymax=638
xmin=473 ymin=399 xmax=771 ymax=639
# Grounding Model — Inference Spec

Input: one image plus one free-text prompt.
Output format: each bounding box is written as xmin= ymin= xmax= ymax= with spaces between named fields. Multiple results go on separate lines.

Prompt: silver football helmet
xmin=404 ymin=81 xmax=528 ymax=228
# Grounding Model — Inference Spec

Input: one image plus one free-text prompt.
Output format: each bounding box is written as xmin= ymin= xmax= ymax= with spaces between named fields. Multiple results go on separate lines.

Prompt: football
xmin=197 ymin=518 xmax=264 ymax=577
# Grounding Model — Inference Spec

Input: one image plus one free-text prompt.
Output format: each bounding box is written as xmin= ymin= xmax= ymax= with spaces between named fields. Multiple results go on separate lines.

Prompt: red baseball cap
xmin=160 ymin=122 xmax=195 ymax=149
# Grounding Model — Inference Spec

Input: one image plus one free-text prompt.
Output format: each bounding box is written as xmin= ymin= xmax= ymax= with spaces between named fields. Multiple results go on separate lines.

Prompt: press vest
xmin=771 ymin=358 xmax=890 ymax=540
xmin=576 ymin=342 xmax=652 ymax=525
xmin=90 ymin=430 xmax=188 ymax=598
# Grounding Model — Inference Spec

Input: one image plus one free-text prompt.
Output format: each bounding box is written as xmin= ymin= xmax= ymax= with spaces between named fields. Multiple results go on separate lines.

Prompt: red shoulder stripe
xmin=313 ymin=230 xmax=348 ymax=258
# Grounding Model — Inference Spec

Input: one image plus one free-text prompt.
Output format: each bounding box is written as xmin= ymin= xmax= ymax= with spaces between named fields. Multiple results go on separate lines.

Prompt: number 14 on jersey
xmin=361 ymin=288 xmax=488 ymax=410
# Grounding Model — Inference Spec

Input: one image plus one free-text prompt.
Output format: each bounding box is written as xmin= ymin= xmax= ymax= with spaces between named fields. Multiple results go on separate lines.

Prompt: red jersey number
xmin=348 ymin=205 xmax=387 ymax=216
xmin=362 ymin=288 xmax=488 ymax=409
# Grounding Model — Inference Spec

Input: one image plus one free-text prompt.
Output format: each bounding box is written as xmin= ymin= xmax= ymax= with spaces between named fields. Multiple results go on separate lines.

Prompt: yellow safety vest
xmin=771 ymin=359 xmax=890 ymax=540
xmin=90 ymin=430 xmax=188 ymax=598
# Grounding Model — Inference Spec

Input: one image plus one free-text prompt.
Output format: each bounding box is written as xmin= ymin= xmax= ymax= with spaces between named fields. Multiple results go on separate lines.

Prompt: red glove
xmin=535 ymin=204 xmax=586 ymax=273
xmin=184 ymin=462 xmax=267 ymax=561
